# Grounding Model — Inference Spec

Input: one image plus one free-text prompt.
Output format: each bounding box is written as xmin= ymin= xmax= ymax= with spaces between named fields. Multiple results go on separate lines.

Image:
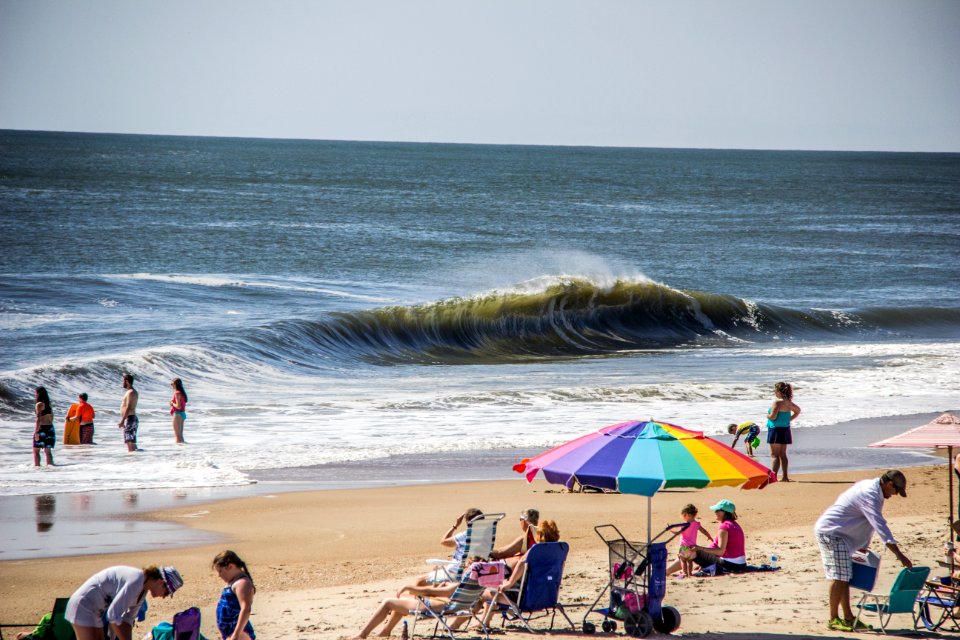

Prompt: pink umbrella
xmin=870 ymin=412 xmax=960 ymax=568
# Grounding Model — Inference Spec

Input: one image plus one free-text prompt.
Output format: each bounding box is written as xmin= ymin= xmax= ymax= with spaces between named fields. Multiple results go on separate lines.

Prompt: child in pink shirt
xmin=677 ymin=504 xmax=713 ymax=578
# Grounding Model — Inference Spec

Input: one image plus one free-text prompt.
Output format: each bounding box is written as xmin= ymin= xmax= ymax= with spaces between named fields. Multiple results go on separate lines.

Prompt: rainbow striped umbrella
xmin=514 ymin=419 xmax=776 ymax=497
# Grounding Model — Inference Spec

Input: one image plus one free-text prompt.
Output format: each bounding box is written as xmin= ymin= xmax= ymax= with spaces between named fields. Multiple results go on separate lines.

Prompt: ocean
xmin=1 ymin=130 xmax=959 ymax=498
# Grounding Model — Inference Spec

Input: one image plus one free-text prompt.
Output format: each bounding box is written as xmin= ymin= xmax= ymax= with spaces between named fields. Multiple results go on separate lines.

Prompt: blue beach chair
xmin=492 ymin=541 xmax=576 ymax=632
xmin=915 ymin=576 xmax=960 ymax=632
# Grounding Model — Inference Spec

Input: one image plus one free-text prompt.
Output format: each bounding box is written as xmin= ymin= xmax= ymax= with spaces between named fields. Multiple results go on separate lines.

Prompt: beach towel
xmin=693 ymin=562 xmax=780 ymax=577
xmin=469 ymin=560 xmax=506 ymax=588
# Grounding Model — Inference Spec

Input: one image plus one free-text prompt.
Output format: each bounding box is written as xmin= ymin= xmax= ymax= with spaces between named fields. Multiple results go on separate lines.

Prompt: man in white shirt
xmin=814 ymin=470 xmax=912 ymax=632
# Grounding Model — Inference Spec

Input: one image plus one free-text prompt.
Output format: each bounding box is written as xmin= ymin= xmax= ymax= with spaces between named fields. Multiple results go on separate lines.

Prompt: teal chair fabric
xmin=854 ymin=566 xmax=930 ymax=633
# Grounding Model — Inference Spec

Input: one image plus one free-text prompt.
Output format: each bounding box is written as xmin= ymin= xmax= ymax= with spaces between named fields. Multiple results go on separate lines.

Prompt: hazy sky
xmin=2 ymin=1 xmax=958 ymax=151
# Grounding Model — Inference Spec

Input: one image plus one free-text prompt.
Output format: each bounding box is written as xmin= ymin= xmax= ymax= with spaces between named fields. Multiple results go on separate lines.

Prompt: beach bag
xmin=469 ymin=561 xmax=506 ymax=587
xmin=148 ymin=607 xmax=206 ymax=640
xmin=148 ymin=623 xmax=209 ymax=640
xmin=610 ymin=587 xmax=645 ymax=619
xmin=612 ymin=561 xmax=633 ymax=580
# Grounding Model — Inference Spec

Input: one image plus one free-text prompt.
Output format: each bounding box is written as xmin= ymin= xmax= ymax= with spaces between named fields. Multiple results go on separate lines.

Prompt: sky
xmin=1 ymin=0 xmax=959 ymax=152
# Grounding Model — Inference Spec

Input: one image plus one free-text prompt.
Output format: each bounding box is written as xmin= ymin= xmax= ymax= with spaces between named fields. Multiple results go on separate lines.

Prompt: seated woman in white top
xmin=398 ymin=508 xmax=483 ymax=594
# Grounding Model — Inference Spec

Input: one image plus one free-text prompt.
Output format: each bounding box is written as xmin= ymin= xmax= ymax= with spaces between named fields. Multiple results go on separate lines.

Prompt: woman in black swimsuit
xmin=33 ymin=386 xmax=55 ymax=466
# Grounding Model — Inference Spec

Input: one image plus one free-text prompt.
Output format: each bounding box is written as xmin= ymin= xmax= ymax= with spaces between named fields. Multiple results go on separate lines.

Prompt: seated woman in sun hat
xmin=666 ymin=499 xmax=747 ymax=576
xmin=65 ymin=564 xmax=182 ymax=640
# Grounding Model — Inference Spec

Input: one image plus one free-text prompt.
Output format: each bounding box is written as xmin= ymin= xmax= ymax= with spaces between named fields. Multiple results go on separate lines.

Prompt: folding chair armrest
xmin=926 ymin=581 xmax=960 ymax=594
xmin=425 ymin=558 xmax=456 ymax=567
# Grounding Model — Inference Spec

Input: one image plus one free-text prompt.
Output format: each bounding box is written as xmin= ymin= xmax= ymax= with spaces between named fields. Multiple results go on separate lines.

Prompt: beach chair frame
xmin=424 ymin=513 xmax=505 ymax=584
xmin=915 ymin=579 xmax=960 ymax=632
xmin=852 ymin=566 xmax=929 ymax=633
xmin=410 ymin=564 xmax=491 ymax=640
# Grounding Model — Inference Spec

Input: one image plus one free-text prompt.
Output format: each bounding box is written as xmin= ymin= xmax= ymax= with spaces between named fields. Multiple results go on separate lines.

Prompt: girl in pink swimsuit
xmin=677 ymin=504 xmax=713 ymax=578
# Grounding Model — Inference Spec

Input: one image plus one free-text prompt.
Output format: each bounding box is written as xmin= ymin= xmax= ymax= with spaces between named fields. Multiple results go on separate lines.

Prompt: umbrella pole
xmin=647 ymin=496 xmax=652 ymax=544
xmin=951 ymin=446 xmax=956 ymax=576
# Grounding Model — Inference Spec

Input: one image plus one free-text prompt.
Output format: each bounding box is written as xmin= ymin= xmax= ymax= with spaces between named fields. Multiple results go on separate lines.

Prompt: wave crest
xmin=245 ymin=278 xmax=960 ymax=365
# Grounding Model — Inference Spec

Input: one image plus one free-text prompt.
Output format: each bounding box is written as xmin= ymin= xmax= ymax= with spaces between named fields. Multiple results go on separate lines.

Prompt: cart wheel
xmin=582 ymin=621 xmax=596 ymax=634
xmin=653 ymin=606 xmax=681 ymax=634
xmin=624 ymin=611 xmax=653 ymax=638
xmin=602 ymin=620 xmax=617 ymax=632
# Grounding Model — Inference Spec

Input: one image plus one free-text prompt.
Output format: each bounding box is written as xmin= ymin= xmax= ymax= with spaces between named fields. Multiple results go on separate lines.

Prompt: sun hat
xmin=159 ymin=566 xmax=183 ymax=595
xmin=709 ymin=499 xmax=736 ymax=514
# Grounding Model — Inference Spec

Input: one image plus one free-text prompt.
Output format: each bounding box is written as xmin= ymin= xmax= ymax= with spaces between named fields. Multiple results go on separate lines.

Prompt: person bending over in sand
xmin=480 ymin=520 xmax=561 ymax=628
xmin=814 ymin=470 xmax=912 ymax=632
xmin=118 ymin=373 xmax=140 ymax=452
xmin=728 ymin=421 xmax=760 ymax=457
xmin=399 ymin=508 xmax=483 ymax=593
xmin=65 ymin=564 xmax=181 ymax=640
xmin=490 ymin=507 xmax=538 ymax=574
xmin=213 ymin=550 xmax=256 ymax=640
xmin=767 ymin=381 xmax=800 ymax=481
xmin=665 ymin=499 xmax=746 ymax=576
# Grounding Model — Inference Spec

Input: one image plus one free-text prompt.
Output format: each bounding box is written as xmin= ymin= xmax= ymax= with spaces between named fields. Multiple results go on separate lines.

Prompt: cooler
xmin=850 ymin=550 xmax=881 ymax=591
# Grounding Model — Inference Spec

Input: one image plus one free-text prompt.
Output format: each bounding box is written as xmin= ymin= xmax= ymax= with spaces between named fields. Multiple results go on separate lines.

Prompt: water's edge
xmin=1 ymin=410 xmax=951 ymax=561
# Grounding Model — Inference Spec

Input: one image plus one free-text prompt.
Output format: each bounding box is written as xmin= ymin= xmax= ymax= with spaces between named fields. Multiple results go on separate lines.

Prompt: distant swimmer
xmin=727 ymin=421 xmax=761 ymax=457
xmin=169 ymin=378 xmax=188 ymax=444
xmin=67 ymin=392 xmax=97 ymax=444
xmin=118 ymin=373 xmax=140 ymax=452
xmin=33 ymin=386 xmax=55 ymax=466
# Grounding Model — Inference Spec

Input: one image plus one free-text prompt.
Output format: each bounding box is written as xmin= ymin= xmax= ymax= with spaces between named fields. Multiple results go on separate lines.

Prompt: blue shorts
xmin=33 ymin=425 xmax=55 ymax=449
xmin=122 ymin=415 xmax=139 ymax=443
xmin=767 ymin=427 xmax=792 ymax=445
xmin=745 ymin=425 xmax=760 ymax=440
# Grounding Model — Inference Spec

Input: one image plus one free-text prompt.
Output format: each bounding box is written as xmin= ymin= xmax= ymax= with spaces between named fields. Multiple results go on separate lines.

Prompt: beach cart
xmin=513 ymin=419 xmax=777 ymax=635
xmin=581 ymin=523 xmax=685 ymax=637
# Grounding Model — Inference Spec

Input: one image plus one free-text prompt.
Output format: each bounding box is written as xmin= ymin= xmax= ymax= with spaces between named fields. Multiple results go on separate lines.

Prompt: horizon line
xmin=2 ymin=127 xmax=959 ymax=155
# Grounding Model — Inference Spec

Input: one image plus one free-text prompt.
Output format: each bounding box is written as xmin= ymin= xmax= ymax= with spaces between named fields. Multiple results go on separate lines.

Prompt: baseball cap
xmin=883 ymin=470 xmax=907 ymax=497
xmin=709 ymin=499 xmax=736 ymax=514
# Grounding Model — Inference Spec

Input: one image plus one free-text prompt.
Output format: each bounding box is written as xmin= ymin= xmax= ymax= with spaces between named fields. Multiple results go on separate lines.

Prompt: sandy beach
xmin=1 ymin=461 xmax=954 ymax=640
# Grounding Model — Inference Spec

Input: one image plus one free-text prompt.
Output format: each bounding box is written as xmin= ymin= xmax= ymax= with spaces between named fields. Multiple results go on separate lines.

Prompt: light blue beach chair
xmin=424 ymin=513 xmax=505 ymax=584
xmin=853 ymin=565 xmax=929 ymax=633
